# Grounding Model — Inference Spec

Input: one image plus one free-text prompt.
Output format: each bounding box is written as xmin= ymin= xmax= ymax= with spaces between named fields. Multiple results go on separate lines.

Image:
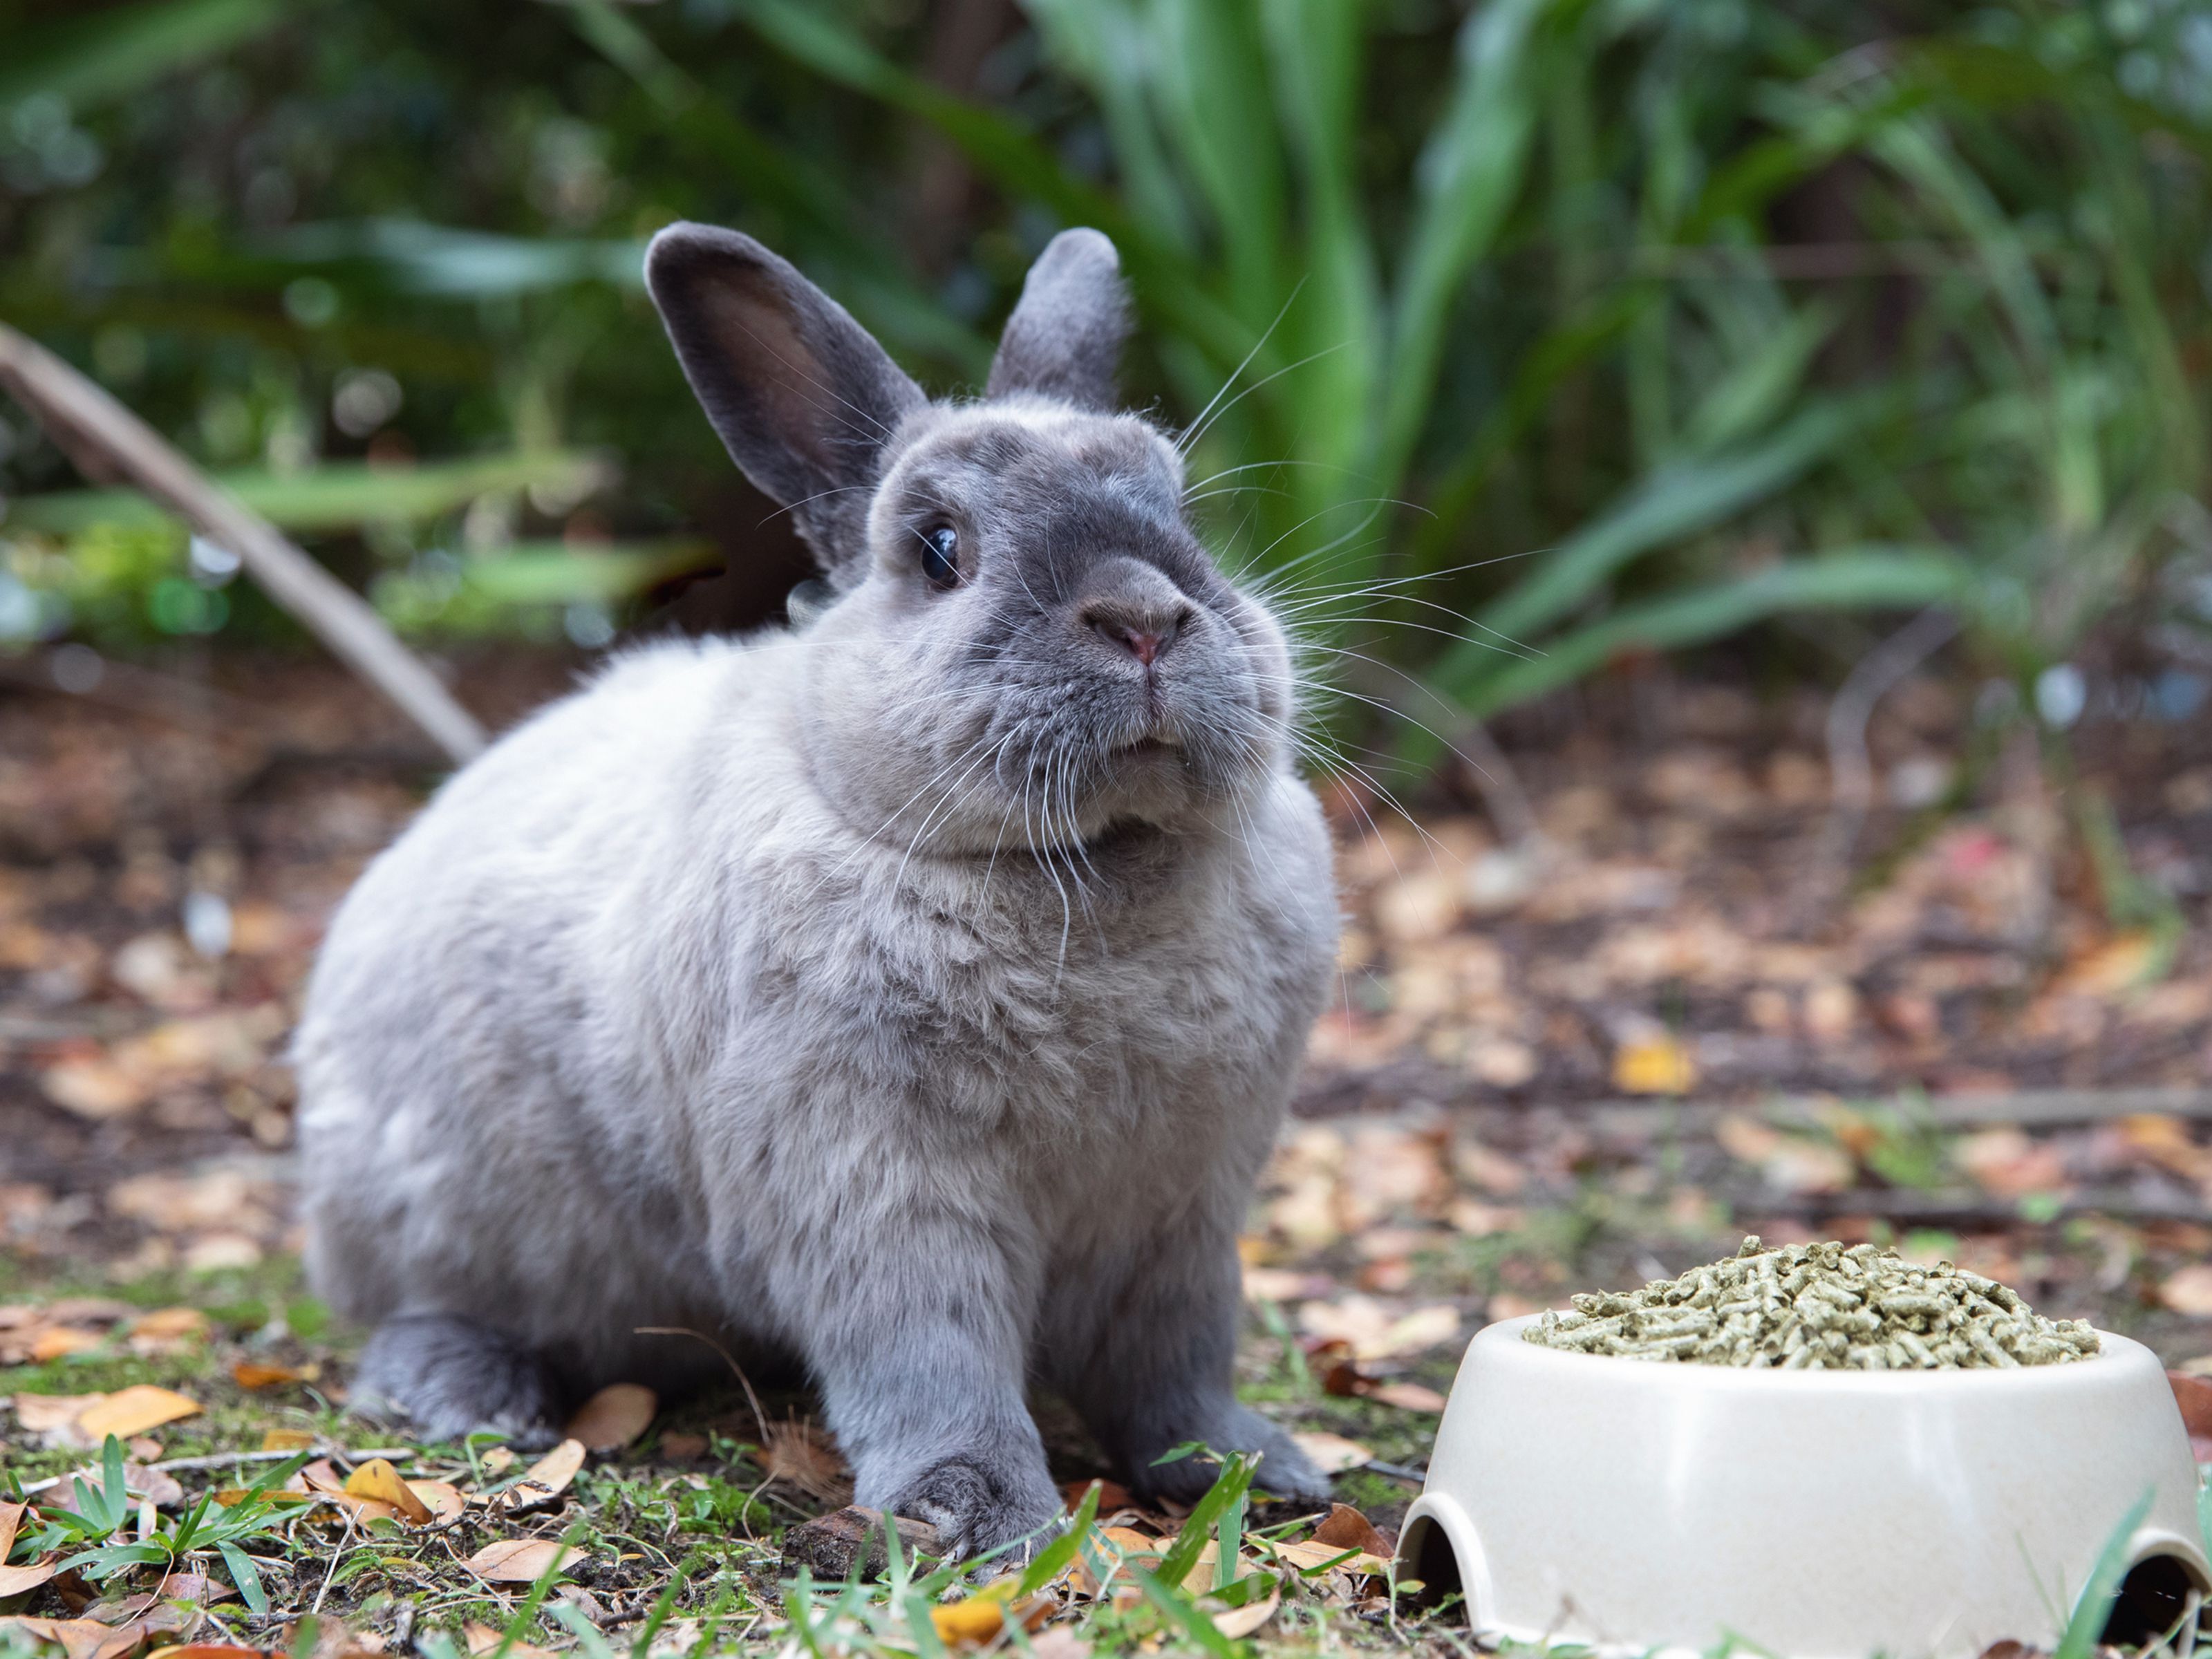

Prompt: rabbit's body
xmin=298 ymin=226 xmax=1341 ymax=1554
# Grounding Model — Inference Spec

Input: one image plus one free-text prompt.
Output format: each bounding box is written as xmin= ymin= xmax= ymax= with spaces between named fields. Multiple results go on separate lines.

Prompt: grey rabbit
xmin=292 ymin=222 xmax=1341 ymax=1557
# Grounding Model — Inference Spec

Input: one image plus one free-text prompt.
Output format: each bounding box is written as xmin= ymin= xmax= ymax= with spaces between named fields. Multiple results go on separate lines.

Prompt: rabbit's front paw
xmin=1136 ymin=1406 xmax=1333 ymax=1508
xmin=888 ymin=1452 xmax=1063 ymax=1563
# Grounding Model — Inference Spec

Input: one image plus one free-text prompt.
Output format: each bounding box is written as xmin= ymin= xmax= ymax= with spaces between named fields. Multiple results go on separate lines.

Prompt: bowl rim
xmin=1474 ymin=1310 xmax=2144 ymax=1392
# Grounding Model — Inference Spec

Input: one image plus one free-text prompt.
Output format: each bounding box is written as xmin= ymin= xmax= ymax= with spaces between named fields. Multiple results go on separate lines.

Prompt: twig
xmin=0 ymin=320 xmax=487 ymax=765
xmin=1795 ymin=605 xmax=1959 ymax=928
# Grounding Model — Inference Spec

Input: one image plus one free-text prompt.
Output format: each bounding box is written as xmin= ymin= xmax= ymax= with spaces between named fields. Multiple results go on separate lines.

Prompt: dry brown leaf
xmin=12 ymin=1393 xmax=105 ymax=1436
xmin=659 ymin=1432 xmax=708 ymax=1462
xmin=762 ymin=1421 xmax=851 ymax=1503
xmin=565 ymin=1382 xmax=655 ymax=1452
xmin=0 ymin=1618 xmax=131 ymax=1659
xmin=0 ymin=1502 xmax=19 ymax=1564
xmin=2171 ymin=1371 xmax=2212 ymax=1439
xmin=508 ymin=1439 xmax=585 ymax=1506
xmin=1362 ymin=1380 xmax=1447 ymax=1412
xmin=39 ymin=1060 xmax=147 ymax=1121
xmin=2162 ymin=1264 xmax=2212 ymax=1318
xmin=0 ymin=1558 xmax=50 ymax=1596
xmin=78 ymin=1385 xmax=201 ymax=1441
xmin=261 ymin=1429 xmax=316 ymax=1452
xmin=1311 ymin=1503 xmax=1390 ymax=1558
xmin=158 ymin=1648 xmax=267 ymax=1659
xmin=129 ymin=1309 xmax=208 ymax=1343
xmin=407 ymin=1480 xmax=466 ymax=1524
xmin=343 ymin=1460 xmax=431 ymax=1526
xmin=1210 ymin=1588 xmax=1279 ymax=1639
xmin=463 ymin=1539 xmax=583 ymax=1584
xmin=1287 ymin=1431 xmax=1371 ymax=1474
xmin=462 ymin=1624 xmax=555 ymax=1659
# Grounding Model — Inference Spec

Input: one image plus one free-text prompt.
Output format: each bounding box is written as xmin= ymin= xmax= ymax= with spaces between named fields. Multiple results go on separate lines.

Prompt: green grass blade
xmin=1155 ymin=1452 xmax=1257 ymax=1591
xmin=1467 ymin=396 xmax=1867 ymax=652
xmin=217 ymin=1540 xmax=269 ymax=1617
xmin=1452 ymin=548 xmax=1964 ymax=720
xmin=1016 ymin=1477 xmax=1101 ymax=1597
xmin=1131 ymin=1565 xmax=1238 ymax=1659
xmin=1377 ymin=0 xmax=1553 ymax=491
xmin=2053 ymin=1490 xmax=2153 ymax=1659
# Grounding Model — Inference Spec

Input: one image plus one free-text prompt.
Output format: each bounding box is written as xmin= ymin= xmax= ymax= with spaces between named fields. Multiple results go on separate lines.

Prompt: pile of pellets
xmin=1523 ymin=1236 xmax=2101 ymax=1369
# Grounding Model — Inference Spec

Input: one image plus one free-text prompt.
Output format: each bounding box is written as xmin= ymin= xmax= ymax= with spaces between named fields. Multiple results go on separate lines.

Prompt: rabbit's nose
xmin=1080 ymin=559 xmax=1193 ymax=667
xmin=1084 ymin=601 xmax=1186 ymax=666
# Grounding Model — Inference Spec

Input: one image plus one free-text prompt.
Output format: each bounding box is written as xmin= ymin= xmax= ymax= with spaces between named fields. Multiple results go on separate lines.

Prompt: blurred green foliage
xmin=3 ymin=0 xmax=2211 ymax=767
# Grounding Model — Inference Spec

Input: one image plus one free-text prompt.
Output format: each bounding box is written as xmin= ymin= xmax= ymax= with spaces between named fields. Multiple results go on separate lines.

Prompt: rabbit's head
xmin=647 ymin=223 xmax=1300 ymax=854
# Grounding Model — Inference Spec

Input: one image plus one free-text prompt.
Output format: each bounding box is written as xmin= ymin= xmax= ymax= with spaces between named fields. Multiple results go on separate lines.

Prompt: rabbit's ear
xmin=986 ymin=228 xmax=1129 ymax=412
xmin=647 ymin=223 xmax=926 ymax=578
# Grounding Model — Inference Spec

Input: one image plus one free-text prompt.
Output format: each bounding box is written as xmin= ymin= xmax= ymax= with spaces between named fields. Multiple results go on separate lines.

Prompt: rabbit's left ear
xmin=986 ymin=228 xmax=1130 ymax=413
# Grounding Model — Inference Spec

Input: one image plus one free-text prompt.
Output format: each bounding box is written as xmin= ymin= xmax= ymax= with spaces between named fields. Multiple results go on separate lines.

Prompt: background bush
xmin=3 ymin=0 xmax=2210 ymax=776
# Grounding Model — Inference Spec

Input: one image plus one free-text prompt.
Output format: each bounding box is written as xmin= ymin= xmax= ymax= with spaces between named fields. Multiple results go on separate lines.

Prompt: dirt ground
xmin=3 ymin=641 xmax=2212 ymax=1652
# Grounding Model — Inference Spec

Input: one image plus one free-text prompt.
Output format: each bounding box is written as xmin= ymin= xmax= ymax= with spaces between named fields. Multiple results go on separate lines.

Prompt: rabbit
xmin=292 ymin=222 xmax=1341 ymax=1559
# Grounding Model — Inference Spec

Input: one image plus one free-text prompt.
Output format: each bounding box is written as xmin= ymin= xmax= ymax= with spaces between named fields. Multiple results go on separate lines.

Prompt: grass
xmin=0 ymin=1260 xmax=1459 ymax=1658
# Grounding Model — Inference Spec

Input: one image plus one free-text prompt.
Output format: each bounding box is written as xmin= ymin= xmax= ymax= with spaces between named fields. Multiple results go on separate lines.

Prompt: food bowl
xmin=1396 ymin=1313 xmax=2209 ymax=1658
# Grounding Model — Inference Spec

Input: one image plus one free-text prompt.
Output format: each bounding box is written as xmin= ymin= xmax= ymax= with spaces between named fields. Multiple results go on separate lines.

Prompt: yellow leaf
xmin=129 ymin=1309 xmax=209 ymax=1342
xmin=408 ymin=1479 xmax=467 ymax=1524
xmin=30 ymin=1328 xmax=102 ymax=1362
xmin=230 ymin=1362 xmax=308 ymax=1391
xmin=1613 ymin=1035 xmax=1696 ymax=1096
xmin=77 ymin=1385 xmax=201 ymax=1440
xmin=259 ymin=1429 xmax=316 ymax=1452
xmin=929 ymin=1600 xmax=1005 ymax=1645
xmin=564 ymin=1382 xmax=656 ymax=1452
xmin=343 ymin=1460 xmax=432 ymax=1526
xmin=463 ymin=1539 xmax=583 ymax=1583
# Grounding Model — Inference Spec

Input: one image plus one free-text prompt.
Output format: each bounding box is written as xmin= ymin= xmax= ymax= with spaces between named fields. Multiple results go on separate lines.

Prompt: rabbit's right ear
xmin=646 ymin=223 xmax=926 ymax=581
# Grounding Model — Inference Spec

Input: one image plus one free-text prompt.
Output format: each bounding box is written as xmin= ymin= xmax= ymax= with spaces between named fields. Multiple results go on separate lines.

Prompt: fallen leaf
xmin=507 ymin=1439 xmax=585 ymax=1506
xmin=2162 ymin=1265 xmax=2212 ymax=1318
xmin=128 ymin=1309 xmax=208 ymax=1344
xmin=2059 ymin=931 xmax=2159 ymax=997
xmin=0 ymin=1557 xmax=53 ymax=1595
xmin=1311 ymin=1503 xmax=1390 ymax=1557
xmin=762 ymin=1420 xmax=850 ymax=1503
xmin=1210 ymin=1589 xmax=1279 ymax=1639
xmin=463 ymin=1539 xmax=583 ymax=1584
xmin=39 ymin=1060 xmax=147 ymax=1121
xmin=658 ymin=1432 xmax=708 ymax=1462
xmin=1027 ymin=1630 xmax=1090 ymax=1659
xmin=406 ymin=1480 xmax=466 ymax=1524
xmin=565 ymin=1383 xmax=655 ymax=1452
xmin=1363 ymin=1380 xmax=1448 ymax=1412
xmin=0 ymin=1617 xmax=132 ymax=1659
xmin=343 ymin=1460 xmax=431 ymax=1526
xmin=30 ymin=1328 xmax=103 ymax=1362
xmin=158 ymin=1649 xmax=267 ymax=1659
xmin=462 ymin=1625 xmax=555 ymax=1659
xmin=230 ymin=1362 xmax=306 ymax=1391
xmin=930 ymin=1600 xmax=1004 ymax=1645
xmin=260 ymin=1429 xmax=316 ymax=1452
xmin=150 ymin=1573 xmax=232 ymax=1605
xmin=1287 ymin=1431 xmax=1371 ymax=1475
xmin=12 ymin=1392 xmax=106 ymax=1439
xmin=1613 ymin=1035 xmax=1696 ymax=1096
xmin=78 ymin=1386 xmax=202 ymax=1440
xmin=2171 ymin=1371 xmax=2212 ymax=1439
xmin=1061 ymin=1479 xmax=1134 ymax=1514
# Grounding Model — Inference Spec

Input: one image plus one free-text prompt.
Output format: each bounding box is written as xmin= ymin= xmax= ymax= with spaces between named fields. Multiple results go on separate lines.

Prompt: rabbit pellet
xmin=1524 ymin=1236 xmax=2101 ymax=1369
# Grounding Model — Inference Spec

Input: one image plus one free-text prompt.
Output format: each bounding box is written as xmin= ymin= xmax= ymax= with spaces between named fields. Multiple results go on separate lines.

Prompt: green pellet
xmin=1524 ymin=1237 xmax=2101 ymax=1369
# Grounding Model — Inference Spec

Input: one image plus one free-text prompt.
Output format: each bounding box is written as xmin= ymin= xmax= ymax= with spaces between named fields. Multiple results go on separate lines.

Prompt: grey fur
xmin=296 ymin=225 xmax=1339 ymax=1559
xmin=985 ymin=228 xmax=1131 ymax=413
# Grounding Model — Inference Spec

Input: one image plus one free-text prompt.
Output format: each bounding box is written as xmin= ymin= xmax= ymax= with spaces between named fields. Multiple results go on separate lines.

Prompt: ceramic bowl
xmin=1395 ymin=1313 xmax=2208 ymax=1658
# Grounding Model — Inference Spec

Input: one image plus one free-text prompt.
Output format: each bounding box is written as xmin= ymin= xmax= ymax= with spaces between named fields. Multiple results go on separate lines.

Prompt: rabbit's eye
xmin=919 ymin=524 xmax=961 ymax=590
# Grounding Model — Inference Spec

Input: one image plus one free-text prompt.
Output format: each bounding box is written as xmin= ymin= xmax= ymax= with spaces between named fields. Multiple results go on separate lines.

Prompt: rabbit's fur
xmin=294 ymin=225 xmax=1340 ymax=1555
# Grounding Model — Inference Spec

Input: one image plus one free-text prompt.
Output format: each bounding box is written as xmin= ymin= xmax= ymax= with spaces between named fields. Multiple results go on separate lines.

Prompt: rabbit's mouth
xmin=1111 ymin=735 xmax=1177 ymax=758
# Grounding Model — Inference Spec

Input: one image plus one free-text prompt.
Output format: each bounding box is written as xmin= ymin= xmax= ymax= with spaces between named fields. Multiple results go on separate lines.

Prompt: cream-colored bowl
xmin=1396 ymin=1313 xmax=2208 ymax=1658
